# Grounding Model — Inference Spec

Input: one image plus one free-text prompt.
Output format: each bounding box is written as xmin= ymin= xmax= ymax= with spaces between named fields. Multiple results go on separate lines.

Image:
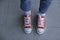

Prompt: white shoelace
xmin=38 ymin=18 xmax=45 ymax=27
xmin=24 ymin=17 xmax=31 ymax=26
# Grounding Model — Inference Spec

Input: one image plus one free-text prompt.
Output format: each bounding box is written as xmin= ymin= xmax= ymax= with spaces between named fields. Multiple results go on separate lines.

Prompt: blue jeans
xmin=20 ymin=0 xmax=52 ymax=14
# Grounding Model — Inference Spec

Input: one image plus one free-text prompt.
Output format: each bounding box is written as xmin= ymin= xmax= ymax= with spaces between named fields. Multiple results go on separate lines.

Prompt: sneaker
xmin=24 ymin=14 xmax=32 ymax=34
xmin=37 ymin=14 xmax=46 ymax=34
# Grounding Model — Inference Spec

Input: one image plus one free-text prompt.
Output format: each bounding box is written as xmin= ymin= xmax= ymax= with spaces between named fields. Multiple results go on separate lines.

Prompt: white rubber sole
xmin=24 ymin=28 xmax=32 ymax=34
xmin=37 ymin=28 xmax=45 ymax=34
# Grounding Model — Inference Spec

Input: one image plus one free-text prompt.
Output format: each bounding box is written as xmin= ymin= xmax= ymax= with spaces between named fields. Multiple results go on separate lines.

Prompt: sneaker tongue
xmin=40 ymin=18 xmax=45 ymax=20
xmin=39 ymin=16 xmax=45 ymax=20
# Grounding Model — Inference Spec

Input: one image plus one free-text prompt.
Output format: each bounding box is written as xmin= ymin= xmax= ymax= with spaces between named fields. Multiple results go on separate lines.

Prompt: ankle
xmin=38 ymin=13 xmax=46 ymax=16
xmin=24 ymin=11 xmax=31 ymax=16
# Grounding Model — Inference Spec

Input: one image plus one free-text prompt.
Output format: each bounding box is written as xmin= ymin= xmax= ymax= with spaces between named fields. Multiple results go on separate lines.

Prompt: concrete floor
xmin=0 ymin=0 xmax=60 ymax=40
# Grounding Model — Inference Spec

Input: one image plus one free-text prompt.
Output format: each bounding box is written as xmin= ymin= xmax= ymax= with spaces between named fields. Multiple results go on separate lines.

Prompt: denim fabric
xmin=39 ymin=0 xmax=52 ymax=13
xmin=20 ymin=0 xmax=52 ymax=13
xmin=20 ymin=0 xmax=32 ymax=11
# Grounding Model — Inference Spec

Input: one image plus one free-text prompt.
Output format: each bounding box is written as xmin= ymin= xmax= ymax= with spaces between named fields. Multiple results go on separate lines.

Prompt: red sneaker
xmin=24 ymin=14 xmax=32 ymax=34
xmin=37 ymin=14 xmax=46 ymax=34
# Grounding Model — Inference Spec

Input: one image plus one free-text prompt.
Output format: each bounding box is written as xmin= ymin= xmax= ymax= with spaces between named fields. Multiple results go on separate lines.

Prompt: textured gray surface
xmin=0 ymin=0 xmax=60 ymax=40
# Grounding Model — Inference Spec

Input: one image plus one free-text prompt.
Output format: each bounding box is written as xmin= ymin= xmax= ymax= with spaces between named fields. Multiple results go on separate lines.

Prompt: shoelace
xmin=38 ymin=16 xmax=45 ymax=28
xmin=24 ymin=16 xmax=31 ymax=26
xmin=38 ymin=19 xmax=44 ymax=26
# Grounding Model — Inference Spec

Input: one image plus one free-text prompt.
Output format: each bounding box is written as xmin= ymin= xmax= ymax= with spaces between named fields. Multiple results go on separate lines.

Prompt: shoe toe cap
xmin=24 ymin=28 xmax=32 ymax=34
xmin=37 ymin=28 xmax=45 ymax=34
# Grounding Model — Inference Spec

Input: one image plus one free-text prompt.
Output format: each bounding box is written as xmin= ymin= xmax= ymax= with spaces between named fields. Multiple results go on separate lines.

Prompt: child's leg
xmin=39 ymin=0 xmax=52 ymax=14
xmin=20 ymin=0 xmax=32 ymax=34
xmin=37 ymin=0 xmax=52 ymax=34
xmin=20 ymin=0 xmax=32 ymax=11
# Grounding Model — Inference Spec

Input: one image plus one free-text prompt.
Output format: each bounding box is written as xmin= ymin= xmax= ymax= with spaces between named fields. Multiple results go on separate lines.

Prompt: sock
xmin=24 ymin=11 xmax=31 ymax=16
xmin=38 ymin=13 xmax=46 ymax=20
xmin=38 ymin=13 xmax=46 ymax=16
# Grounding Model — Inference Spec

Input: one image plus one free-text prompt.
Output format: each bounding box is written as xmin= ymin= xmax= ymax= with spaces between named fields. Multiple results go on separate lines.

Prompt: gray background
xmin=0 ymin=0 xmax=60 ymax=40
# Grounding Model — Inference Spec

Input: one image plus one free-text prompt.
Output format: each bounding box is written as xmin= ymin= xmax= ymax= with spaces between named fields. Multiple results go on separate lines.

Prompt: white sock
xmin=38 ymin=13 xmax=46 ymax=20
xmin=24 ymin=11 xmax=31 ymax=16
xmin=38 ymin=13 xmax=46 ymax=16
xmin=41 ymin=13 xmax=46 ymax=16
